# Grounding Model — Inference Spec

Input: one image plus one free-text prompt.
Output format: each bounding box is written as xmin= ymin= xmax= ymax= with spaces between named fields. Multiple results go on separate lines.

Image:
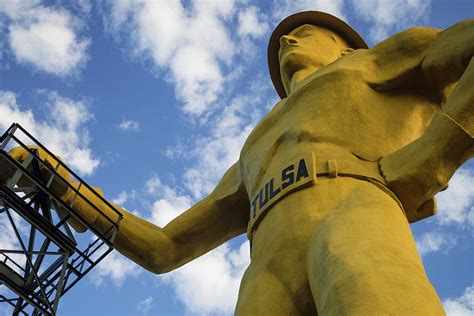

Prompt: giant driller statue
xmin=2 ymin=11 xmax=473 ymax=315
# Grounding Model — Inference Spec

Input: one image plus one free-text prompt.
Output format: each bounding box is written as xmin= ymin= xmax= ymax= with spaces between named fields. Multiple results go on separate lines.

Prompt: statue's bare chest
xmin=240 ymin=59 xmax=438 ymax=194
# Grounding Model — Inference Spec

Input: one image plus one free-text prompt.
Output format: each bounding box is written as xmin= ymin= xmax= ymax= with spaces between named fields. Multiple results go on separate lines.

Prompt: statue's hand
xmin=1 ymin=146 xmax=92 ymax=232
xmin=1 ymin=146 xmax=73 ymax=197
xmin=379 ymin=133 xmax=448 ymax=221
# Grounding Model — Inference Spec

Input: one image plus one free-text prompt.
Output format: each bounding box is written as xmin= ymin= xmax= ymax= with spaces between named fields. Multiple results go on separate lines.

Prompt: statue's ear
xmin=341 ymin=48 xmax=355 ymax=56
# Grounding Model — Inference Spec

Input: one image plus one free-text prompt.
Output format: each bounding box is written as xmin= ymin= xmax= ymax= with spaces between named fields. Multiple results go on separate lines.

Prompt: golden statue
xmin=1 ymin=11 xmax=473 ymax=315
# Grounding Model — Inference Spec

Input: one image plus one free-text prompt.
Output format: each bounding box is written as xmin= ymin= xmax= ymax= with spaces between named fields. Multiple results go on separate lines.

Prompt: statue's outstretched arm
xmin=0 ymin=150 xmax=249 ymax=274
xmin=72 ymin=161 xmax=249 ymax=274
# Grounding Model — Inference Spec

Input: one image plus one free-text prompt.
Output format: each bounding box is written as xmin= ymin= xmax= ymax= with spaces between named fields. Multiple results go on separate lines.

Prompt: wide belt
xmin=246 ymin=153 xmax=405 ymax=241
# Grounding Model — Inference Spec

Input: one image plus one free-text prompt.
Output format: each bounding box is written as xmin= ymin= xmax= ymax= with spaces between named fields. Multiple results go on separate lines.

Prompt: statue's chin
xmin=281 ymin=51 xmax=328 ymax=75
xmin=280 ymin=57 xmax=307 ymax=82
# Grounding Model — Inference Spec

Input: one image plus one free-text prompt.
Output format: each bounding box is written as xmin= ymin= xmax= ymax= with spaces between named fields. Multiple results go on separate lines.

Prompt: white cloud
xmin=117 ymin=119 xmax=140 ymax=132
xmin=150 ymin=193 xmax=193 ymax=227
xmin=145 ymin=175 xmax=162 ymax=196
xmin=183 ymin=79 xmax=269 ymax=200
xmin=0 ymin=0 xmax=41 ymax=18
xmin=112 ymin=191 xmax=130 ymax=205
xmin=349 ymin=0 xmax=431 ymax=42
xmin=162 ymin=241 xmax=250 ymax=315
xmin=237 ymin=6 xmax=269 ymax=39
xmin=0 ymin=212 xmax=20 ymax=251
xmin=139 ymin=173 xmax=251 ymax=315
xmin=0 ymin=90 xmax=99 ymax=175
xmin=1 ymin=1 xmax=90 ymax=76
xmin=444 ymin=285 xmax=474 ymax=316
xmin=132 ymin=81 xmax=268 ymax=315
xmin=0 ymin=210 xmax=27 ymax=274
xmin=136 ymin=296 xmax=154 ymax=315
xmin=272 ymin=0 xmax=346 ymax=22
xmin=415 ymin=231 xmax=458 ymax=257
xmin=93 ymin=250 xmax=141 ymax=287
xmin=146 ymin=175 xmax=193 ymax=227
xmin=0 ymin=40 xmax=7 ymax=70
xmin=102 ymin=0 xmax=134 ymax=35
xmin=183 ymin=129 xmax=250 ymax=199
xmin=102 ymin=1 xmax=272 ymax=118
xmin=435 ymin=168 xmax=474 ymax=228
xmin=103 ymin=0 xmax=237 ymax=116
xmin=76 ymin=0 xmax=92 ymax=14
xmin=414 ymin=168 xmax=474 ymax=258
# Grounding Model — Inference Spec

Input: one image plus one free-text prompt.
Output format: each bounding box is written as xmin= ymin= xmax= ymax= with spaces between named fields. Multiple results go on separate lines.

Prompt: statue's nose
xmin=280 ymin=35 xmax=297 ymax=48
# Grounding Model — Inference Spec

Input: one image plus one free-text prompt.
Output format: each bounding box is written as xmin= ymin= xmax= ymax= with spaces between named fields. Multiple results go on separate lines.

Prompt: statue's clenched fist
xmin=0 ymin=146 xmax=94 ymax=232
xmin=1 ymin=146 xmax=73 ymax=197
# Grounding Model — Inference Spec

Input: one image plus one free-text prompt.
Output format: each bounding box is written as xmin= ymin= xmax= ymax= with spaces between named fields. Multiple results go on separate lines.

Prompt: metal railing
xmin=0 ymin=123 xmax=123 ymax=315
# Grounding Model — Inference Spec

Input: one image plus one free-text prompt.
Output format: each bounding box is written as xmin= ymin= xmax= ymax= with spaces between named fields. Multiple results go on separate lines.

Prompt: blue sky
xmin=0 ymin=0 xmax=473 ymax=315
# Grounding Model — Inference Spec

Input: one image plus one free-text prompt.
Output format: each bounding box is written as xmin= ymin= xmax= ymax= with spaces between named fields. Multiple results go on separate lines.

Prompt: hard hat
xmin=268 ymin=11 xmax=368 ymax=98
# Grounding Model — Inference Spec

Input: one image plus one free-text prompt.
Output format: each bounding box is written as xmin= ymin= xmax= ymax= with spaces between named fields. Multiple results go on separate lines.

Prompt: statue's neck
xmin=289 ymin=67 xmax=318 ymax=95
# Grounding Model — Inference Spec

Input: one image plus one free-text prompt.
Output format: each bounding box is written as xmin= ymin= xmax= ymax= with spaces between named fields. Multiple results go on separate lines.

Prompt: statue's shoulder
xmin=364 ymin=27 xmax=441 ymax=90
xmin=369 ymin=26 xmax=440 ymax=58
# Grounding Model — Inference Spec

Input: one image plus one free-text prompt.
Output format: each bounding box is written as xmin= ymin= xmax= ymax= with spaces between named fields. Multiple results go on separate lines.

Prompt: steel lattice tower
xmin=0 ymin=124 xmax=122 ymax=315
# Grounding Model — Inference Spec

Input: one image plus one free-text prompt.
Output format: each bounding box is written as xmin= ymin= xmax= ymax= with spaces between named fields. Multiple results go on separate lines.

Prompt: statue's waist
xmin=246 ymin=152 xmax=400 ymax=241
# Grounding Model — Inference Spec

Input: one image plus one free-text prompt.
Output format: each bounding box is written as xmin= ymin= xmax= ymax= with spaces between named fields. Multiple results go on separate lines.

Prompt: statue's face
xmin=279 ymin=24 xmax=349 ymax=92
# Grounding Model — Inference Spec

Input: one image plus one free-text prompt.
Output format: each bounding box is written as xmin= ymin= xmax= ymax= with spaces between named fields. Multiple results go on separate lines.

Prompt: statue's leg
xmin=306 ymin=180 xmax=445 ymax=315
xmin=235 ymin=263 xmax=307 ymax=315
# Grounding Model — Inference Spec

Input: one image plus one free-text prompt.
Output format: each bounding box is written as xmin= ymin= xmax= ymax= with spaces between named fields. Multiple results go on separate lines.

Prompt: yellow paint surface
xmin=2 ymin=11 xmax=473 ymax=315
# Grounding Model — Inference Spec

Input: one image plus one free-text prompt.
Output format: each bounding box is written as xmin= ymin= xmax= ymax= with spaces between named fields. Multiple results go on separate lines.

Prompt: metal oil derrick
xmin=0 ymin=123 xmax=123 ymax=315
